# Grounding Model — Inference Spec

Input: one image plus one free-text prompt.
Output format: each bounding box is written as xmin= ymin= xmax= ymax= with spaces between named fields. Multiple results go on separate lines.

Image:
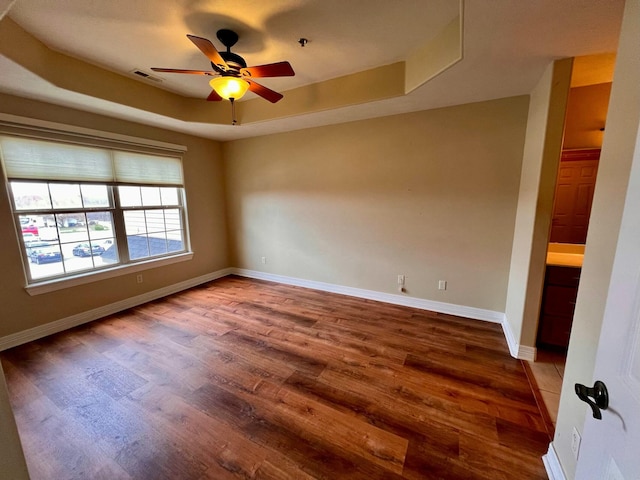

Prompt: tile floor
xmin=526 ymin=349 xmax=566 ymax=426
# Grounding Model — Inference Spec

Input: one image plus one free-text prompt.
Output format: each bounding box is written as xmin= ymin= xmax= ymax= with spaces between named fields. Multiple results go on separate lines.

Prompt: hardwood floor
xmin=1 ymin=276 xmax=549 ymax=479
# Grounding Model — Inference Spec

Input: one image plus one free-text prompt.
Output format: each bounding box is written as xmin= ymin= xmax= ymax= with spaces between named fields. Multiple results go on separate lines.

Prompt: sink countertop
xmin=546 ymin=251 xmax=583 ymax=268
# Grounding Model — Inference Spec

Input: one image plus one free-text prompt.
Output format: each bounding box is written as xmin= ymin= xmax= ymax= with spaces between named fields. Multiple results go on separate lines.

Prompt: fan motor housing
xmin=218 ymin=51 xmax=247 ymax=70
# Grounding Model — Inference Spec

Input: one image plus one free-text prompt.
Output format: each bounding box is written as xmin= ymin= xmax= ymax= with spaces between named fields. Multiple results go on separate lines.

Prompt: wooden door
xmin=574 ymin=123 xmax=640 ymax=480
xmin=550 ymin=149 xmax=600 ymax=244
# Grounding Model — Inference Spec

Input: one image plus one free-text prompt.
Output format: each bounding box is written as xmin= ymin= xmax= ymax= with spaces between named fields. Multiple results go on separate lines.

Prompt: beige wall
xmin=224 ymin=96 xmax=529 ymax=313
xmin=554 ymin=0 xmax=640 ymax=476
xmin=0 ymin=93 xmax=229 ymax=339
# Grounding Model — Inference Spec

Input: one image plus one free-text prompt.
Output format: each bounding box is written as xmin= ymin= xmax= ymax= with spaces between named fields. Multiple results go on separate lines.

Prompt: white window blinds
xmin=0 ymin=137 xmax=114 ymax=182
xmin=113 ymin=151 xmax=183 ymax=186
xmin=0 ymin=136 xmax=183 ymax=186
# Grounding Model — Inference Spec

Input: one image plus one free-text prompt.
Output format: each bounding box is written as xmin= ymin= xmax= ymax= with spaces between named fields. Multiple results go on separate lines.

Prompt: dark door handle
xmin=575 ymin=380 xmax=609 ymax=420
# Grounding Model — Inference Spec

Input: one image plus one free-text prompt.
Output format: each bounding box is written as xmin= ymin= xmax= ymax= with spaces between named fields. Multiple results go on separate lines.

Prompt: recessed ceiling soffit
xmin=0 ymin=3 xmax=463 ymax=127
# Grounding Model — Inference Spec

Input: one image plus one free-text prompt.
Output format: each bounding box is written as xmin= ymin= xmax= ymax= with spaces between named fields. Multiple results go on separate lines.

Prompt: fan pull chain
xmin=230 ymin=98 xmax=238 ymax=125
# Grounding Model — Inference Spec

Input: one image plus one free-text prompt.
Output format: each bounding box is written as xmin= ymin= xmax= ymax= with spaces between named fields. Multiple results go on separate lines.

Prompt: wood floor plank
xmin=125 ymin=385 xmax=275 ymax=479
xmin=283 ymin=371 xmax=461 ymax=462
xmin=0 ymin=276 xmax=548 ymax=479
xmin=317 ymin=362 xmax=502 ymax=444
xmin=11 ymin=394 xmax=133 ymax=480
xmin=266 ymin=382 xmax=409 ymax=474
xmin=205 ymin=307 xmax=409 ymax=369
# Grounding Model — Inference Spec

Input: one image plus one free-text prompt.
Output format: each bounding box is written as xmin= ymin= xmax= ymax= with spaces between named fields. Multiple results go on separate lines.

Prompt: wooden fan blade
xmin=241 ymin=61 xmax=295 ymax=78
xmin=206 ymin=90 xmax=223 ymax=101
xmin=247 ymin=80 xmax=284 ymax=103
xmin=187 ymin=34 xmax=228 ymax=71
xmin=151 ymin=68 xmax=216 ymax=75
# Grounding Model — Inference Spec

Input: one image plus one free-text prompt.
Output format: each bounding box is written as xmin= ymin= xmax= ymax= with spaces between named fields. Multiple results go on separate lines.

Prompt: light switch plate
xmin=571 ymin=427 xmax=581 ymax=460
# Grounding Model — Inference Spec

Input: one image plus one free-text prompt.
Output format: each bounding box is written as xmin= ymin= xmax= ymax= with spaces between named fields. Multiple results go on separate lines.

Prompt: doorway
xmin=526 ymin=54 xmax=614 ymax=435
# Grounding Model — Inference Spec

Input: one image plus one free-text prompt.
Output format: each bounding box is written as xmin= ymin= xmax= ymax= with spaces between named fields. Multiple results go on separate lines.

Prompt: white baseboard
xmin=501 ymin=315 xmax=537 ymax=361
xmin=0 ymin=268 xmax=233 ymax=351
xmin=518 ymin=344 xmax=537 ymax=362
xmin=1 ymin=267 xmax=530 ymax=363
xmin=542 ymin=442 xmax=567 ymax=480
xmin=232 ymin=268 xmax=504 ymax=324
xmin=236 ymin=270 xmax=539 ymax=361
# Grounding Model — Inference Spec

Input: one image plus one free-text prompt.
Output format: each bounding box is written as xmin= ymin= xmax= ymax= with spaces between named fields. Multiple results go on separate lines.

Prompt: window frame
xmin=0 ymin=118 xmax=192 ymax=295
xmin=9 ymin=180 xmax=190 ymax=286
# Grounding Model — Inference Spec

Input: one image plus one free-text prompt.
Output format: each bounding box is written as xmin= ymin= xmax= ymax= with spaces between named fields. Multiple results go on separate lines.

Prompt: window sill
xmin=25 ymin=252 xmax=194 ymax=296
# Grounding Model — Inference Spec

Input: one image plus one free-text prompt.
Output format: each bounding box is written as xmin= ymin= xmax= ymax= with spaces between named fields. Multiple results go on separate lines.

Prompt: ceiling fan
xmin=151 ymin=29 xmax=295 ymax=105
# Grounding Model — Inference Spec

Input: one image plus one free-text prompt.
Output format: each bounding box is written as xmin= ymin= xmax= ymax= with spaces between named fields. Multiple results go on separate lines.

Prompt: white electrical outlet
xmin=397 ymin=275 xmax=406 ymax=293
xmin=136 ymin=274 xmax=143 ymax=284
xmin=571 ymin=427 xmax=581 ymax=460
xmin=261 ymin=256 xmax=267 ymax=264
xmin=438 ymin=280 xmax=447 ymax=290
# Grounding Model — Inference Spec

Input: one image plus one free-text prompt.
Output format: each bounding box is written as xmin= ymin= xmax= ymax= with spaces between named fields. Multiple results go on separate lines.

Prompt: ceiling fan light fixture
xmin=209 ymin=76 xmax=249 ymax=100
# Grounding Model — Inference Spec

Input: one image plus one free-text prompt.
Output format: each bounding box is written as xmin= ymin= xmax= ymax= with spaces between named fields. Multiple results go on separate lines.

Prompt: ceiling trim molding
xmin=0 ymin=112 xmax=187 ymax=152
xmin=405 ymin=0 xmax=464 ymax=94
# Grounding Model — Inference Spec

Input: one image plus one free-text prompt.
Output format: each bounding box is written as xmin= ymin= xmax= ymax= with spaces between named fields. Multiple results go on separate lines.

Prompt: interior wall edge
xmin=501 ymin=314 xmax=537 ymax=361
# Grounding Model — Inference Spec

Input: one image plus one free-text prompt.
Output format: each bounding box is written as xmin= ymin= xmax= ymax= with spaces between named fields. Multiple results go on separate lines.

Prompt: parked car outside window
xmin=72 ymin=243 xmax=105 ymax=257
xmin=21 ymin=224 xmax=39 ymax=235
xmin=28 ymin=245 xmax=62 ymax=264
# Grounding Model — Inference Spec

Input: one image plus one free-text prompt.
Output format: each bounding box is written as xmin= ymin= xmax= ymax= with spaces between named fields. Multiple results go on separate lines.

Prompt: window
xmin=120 ymin=185 xmax=185 ymax=259
xmin=1 ymin=136 xmax=189 ymax=285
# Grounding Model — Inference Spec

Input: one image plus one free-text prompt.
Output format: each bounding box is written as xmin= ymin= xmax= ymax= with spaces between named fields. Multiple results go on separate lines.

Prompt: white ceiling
xmin=0 ymin=0 xmax=625 ymax=141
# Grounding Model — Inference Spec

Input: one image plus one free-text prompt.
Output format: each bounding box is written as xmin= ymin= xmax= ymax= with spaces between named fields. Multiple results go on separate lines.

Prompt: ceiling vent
xmin=130 ymin=69 xmax=163 ymax=83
